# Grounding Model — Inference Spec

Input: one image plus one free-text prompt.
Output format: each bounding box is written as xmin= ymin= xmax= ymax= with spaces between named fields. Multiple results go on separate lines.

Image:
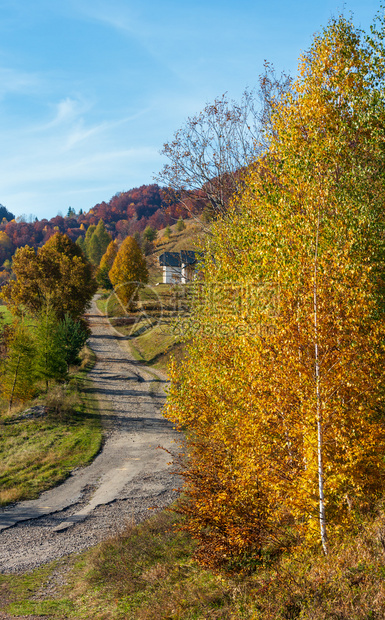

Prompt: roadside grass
xmin=128 ymin=323 xmax=186 ymax=371
xmin=97 ymin=284 xmax=190 ymax=371
xmin=3 ymin=506 xmax=385 ymax=619
xmin=2 ymin=510 xmax=236 ymax=620
xmin=0 ymin=557 xmax=77 ymax=617
xmin=0 ymin=346 xmax=102 ymax=506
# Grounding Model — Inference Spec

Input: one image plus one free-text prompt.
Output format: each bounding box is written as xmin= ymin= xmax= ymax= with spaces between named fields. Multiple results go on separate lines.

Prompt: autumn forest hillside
xmin=0 ymin=183 xmax=207 ymax=274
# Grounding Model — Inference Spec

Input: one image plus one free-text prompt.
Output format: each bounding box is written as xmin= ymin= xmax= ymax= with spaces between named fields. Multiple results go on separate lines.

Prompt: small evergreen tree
xmin=35 ymin=307 xmax=67 ymax=391
xmin=76 ymin=235 xmax=86 ymax=253
xmin=175 ymin=217 xmax=186 ymax=232
xmin=58 ymin=315 xmax=90 ymax=372
xmin=143 ymin=226 xmax=158 ymax=242
xmin=88 ymin=220 xmax=112 ymax=266
xmin=84 ymin=225 xmax=96 ymax=259
xmin=1 ymin=322 xmax=37 ymax=411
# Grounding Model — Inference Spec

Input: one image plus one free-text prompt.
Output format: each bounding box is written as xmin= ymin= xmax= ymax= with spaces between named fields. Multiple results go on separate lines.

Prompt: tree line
xmin=0 ymin=233 xmax=98 ymax=410
xmin=0 ymin=184 xmax=198 ymax=282
xmin=0 ymin=227 xmax=149 ymax=411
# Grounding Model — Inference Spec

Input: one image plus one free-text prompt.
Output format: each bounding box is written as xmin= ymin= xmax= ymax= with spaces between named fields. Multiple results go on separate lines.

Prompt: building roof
xmin=158 ymin=251 xmax=200 ymax=267
xmin=181 ymin=250 xmax=199 ymax=265
xmin=159 ymin=252 xmax=181 ymax=267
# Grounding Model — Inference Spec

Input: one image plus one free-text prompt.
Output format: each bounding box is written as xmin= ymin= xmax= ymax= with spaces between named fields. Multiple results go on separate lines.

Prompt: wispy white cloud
xmin=28 ymin=96 xmax=91 ymax=132
xmin=53 ymin=98 xmax=84 ymax=124
xmin=2 ymin=146 xmax=158 ymax=185
xmin=63 ymin=112 xmax=152 ymax=151
xmin=0 ymin=66 xmax=41 ymax=99
xmin=71 ymin=0 xmax=140 ymax=35
xmin=0 ymin=101 xmax=163 ymax=216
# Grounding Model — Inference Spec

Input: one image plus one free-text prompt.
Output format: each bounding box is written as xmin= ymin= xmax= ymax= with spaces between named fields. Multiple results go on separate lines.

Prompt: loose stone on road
xmin=0 ymin=297 xmax=179 ymax=573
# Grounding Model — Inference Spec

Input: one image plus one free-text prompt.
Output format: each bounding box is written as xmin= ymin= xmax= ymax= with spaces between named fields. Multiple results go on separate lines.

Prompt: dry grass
xmin=71 ymin=507 xmax=385 ymax=620
xmin=0 ymin=358 xmax=102 ymax=507
xmin=0 ymin=486 xmax=22 ymax=505
xmin=64 ymin=510 xmax=235 ymax=620
xmin=44 ymin=384 xmax=81 ymax=418
xmin=3 ymin=507 xmax=385 ymax=619
xmin=154 ymin=220 xmax=205 ymax=254
xmin=79 ymin=344 xmax=96 ymax=370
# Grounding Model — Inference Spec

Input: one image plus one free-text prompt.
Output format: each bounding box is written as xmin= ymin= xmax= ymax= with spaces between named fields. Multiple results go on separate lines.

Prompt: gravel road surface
xmin=0 ymin=297 xmax=180 ymax=574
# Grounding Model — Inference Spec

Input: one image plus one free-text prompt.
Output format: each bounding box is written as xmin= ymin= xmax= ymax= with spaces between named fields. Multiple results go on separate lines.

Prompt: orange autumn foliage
xmin=165 ymin=15 xmax=385 ymax=569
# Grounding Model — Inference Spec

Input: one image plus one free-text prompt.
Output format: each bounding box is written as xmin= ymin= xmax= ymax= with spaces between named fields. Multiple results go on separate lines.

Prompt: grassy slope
xmin=0 ymin=347 xmax=103 ymax=506
xmin=2 ymin=507 xmax=385 ymax=619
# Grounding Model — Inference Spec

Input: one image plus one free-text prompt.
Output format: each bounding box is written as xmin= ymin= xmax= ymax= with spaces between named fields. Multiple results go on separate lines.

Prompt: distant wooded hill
xmin=0 ymin=184 xmax=205 ymax=267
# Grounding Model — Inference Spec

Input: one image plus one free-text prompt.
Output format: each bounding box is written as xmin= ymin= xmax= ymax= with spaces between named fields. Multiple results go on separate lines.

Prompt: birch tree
xmin=157 ymin=76 xmax=290 ymax=221
xmin=165 ymin=14 xmax=385 ymax=566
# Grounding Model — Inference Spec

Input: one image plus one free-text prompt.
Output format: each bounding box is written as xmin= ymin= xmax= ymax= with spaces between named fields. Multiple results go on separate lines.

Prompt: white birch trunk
xmin=314 ymin=206 xmax=328 ymax=555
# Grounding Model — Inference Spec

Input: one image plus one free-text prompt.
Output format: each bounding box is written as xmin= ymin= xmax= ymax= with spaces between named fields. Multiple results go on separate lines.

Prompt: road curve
xmin=0 ymin=297 xmax=179 ymax=573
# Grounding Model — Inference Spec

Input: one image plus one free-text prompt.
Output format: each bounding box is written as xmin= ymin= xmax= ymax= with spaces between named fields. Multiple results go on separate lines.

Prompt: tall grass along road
xmin=0 ymin=297 xmax=179 ymax=573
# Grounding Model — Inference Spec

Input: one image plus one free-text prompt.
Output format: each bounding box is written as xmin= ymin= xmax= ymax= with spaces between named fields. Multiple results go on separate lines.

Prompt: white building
xmin=158 ymin=251 xmax=200 ymax=284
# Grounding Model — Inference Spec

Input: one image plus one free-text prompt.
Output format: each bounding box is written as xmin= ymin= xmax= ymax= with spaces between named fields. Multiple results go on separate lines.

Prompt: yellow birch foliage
xmin=166 ymin=15 xmax=385 ymax=566
xmin=97 ymin=240 xmax=118 ymax=288
xmin=100 ymin=240 xmax=118 ymax=272
xmin=109 ymin=236 xmax=148 ymax=309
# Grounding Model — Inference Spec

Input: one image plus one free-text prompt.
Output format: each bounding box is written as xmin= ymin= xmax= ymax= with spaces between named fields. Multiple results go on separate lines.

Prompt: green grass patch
xmin=7 ymin=598 xmax=75 ymax=616
xmin=0 ymin=346 xmax=102 ymax=506
xmin=0 ymin=303 xmax=38 ymax=329
xmin=126 ymin=322 xmax=184 ymax=371
xmin=96 ymin=293 xmax=117 ymax=316
xmin=0 ymin=557 xmax=76 ymax=617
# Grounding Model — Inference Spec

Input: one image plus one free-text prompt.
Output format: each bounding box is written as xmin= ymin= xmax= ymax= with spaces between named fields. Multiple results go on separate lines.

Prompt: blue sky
xmin=0 ymin=0 xmax=382 ymax=220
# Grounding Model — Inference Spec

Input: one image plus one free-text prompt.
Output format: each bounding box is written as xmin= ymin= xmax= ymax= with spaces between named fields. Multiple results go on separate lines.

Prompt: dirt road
xmin=0 ymin=298 xmax=179 ymax=574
